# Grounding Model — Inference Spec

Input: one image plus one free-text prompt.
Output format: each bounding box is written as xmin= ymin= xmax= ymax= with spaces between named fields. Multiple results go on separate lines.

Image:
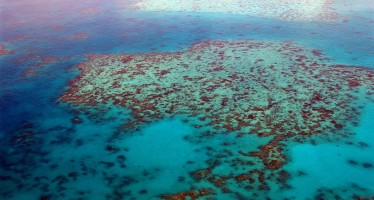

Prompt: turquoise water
xmin=285 ymin=103 xmax=374 ymax=199
xmin=1 ymin=0 xmax=374 ymax=199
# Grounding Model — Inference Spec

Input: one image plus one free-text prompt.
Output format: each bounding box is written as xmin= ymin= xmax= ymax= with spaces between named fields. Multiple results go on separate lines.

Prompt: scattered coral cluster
xmin=161 ymin=188 xmax=212 ymax=200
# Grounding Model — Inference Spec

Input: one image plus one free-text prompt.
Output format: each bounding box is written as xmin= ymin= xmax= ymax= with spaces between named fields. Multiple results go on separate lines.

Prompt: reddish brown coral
xmin=160 ymin=188 xmax=213 ymax=200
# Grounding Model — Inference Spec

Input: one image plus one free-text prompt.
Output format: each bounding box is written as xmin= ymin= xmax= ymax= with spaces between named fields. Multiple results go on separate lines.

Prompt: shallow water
xmin=1 ymin=0 xmax=374 ymax=199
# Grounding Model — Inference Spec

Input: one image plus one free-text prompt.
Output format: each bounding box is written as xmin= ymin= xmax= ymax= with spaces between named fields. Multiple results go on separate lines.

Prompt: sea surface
xmin=0 ymin=0 xmax=373 ymax=199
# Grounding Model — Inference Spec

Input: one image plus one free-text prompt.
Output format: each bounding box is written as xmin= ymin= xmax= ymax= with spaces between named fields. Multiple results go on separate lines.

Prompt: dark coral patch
xmin=362 ymin=163 xmax=373 ymax=169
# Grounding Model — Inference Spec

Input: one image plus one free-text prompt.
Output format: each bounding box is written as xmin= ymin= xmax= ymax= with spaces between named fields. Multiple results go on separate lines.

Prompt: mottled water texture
xmin=1 ymin=0 xmax=374 ymax=199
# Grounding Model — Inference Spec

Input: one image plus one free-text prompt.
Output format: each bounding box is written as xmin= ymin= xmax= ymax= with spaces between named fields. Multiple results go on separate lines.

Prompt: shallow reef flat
xmin=60 ymin=40 xmax=374 ymax=141
xmin=59 ymin=39 xmax=374 ymax=198
xmin=134 ymin=0 xmax=338 ymax=22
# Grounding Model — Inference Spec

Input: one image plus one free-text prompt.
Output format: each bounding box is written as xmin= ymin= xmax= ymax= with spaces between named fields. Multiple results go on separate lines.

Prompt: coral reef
xmin=60 ymin=39 xmax=374 ymax=196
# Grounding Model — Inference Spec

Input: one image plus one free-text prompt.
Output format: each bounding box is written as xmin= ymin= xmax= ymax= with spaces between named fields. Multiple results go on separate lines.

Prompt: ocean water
xmin=0 ymin=0 xmax=373 ymax=199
